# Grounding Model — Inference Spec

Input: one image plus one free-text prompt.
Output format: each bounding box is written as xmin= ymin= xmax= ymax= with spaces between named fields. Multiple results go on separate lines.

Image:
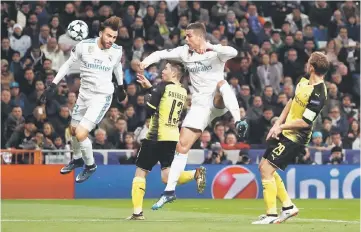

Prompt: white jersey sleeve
xmin=52 ymin=42 xmax=83 ymax=85
xmin=208 ymin=43 xmax=238 ymax=62
xmin=113 ymin=47 xmax=123 ymax=86
xmin=142 ymin=45 xmax=187 ymax=67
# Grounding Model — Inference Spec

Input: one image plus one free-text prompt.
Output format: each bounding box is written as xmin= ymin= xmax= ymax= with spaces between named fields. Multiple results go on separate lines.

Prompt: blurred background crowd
xmin=1 ymin=1 xmax=360 ymax=165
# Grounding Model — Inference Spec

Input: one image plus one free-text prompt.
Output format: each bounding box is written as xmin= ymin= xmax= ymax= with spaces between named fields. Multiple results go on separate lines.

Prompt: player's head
xmin=162 ymin=61 xmax=185 ymax=82
xmin=307 ymin=52 xmax=330 ymax=77
xmin=185 ymin=22 xmax=206 ymax=49
xmin=99 ymin=16 xmax=121 ymax=49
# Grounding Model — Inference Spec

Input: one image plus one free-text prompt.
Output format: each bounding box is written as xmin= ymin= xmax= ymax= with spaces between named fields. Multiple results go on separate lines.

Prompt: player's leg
xmin=127 ymin=140 xmax=159 ymax=220
xmin=75 ymin=94 xmax=112 ymax=183
xmin=159 ymin=141 xmax=206 ymax=192
xmin=214 ymin=80 xmax=247 ymax=136
xmin=60 ymin=99 xmax=87 ymax=174
xmin=152 ymin=128 xmax=202 ymax=210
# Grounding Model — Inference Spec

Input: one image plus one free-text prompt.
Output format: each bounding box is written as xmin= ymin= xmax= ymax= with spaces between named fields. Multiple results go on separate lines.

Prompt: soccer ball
xmin=67 ymin=20 xmax=89 ymax=41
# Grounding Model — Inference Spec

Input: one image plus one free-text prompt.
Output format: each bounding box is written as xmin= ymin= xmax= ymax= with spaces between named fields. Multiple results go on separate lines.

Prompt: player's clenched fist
xmin=138 ymin=61 xmax=147 ymax=71
xmin=39 ymin=83 xmax=57 ymax=104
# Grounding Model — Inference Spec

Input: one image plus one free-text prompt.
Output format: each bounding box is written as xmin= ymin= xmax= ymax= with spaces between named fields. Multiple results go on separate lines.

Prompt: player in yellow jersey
xmin=126 ymin=61 xmax=206 ymax=220
xmin=252 ymin=52 xmax=329 ymax=224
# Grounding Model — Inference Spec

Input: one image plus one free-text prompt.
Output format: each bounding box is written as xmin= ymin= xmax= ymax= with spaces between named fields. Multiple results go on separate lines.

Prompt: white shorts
xmin=71 ymin=88 xmax=112 ymax=131
xmin=182 ymin=93 xmax=227 ymax=131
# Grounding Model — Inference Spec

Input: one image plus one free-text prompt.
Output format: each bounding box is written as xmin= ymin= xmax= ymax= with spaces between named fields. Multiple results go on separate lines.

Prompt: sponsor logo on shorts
xmin=211 ymin=165 xmax=259 ymax=199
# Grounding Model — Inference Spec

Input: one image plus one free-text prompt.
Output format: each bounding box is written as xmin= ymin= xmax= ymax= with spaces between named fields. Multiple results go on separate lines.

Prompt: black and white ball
xmin=67 ymin=20 xmax=89 ymax=41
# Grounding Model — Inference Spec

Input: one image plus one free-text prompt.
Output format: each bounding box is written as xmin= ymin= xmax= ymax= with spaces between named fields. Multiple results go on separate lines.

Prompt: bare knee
xmin=216 ymin=80 xmax=227 ymax=90
xmin=176 ymin=138 xmax=191 ymax=154
xmin=161 ymin=168 xmax=169 ymax=184
xmin=135 ymin=167 xmax=148 ymax=179
xmin=70 ymin=126 xmax=77 ymax=136
xmin=75 ymin=125 xmax=89 ymax=142
xmin=259 ymin=160 xmax=276 ymax=180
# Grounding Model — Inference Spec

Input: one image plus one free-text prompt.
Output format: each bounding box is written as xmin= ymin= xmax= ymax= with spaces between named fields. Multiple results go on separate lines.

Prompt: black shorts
xmin=136 ymin=140 xmax=177 ymax=171
xmin=263 ymin=134 xmax=305 ymax=171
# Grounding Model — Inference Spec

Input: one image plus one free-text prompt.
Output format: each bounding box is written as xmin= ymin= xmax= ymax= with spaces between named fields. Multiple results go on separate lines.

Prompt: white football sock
xmin=164 ymin=152 xmax=188 ymax=192
xmin=79 ymin=137 xmax=94 ymax=166
xmin=71 ymin=136 xmax=82 ymax=160
xmin=219 ymin=82 xmax=241 ymax=122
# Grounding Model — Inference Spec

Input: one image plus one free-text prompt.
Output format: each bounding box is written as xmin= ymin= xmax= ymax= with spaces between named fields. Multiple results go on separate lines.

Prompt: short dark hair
xmin=309 ymin=52 xmax=330 ymax=76
xmin=186 ymin=22 xmax=206 ymax=37
xmin=101 ymin=16 xmax=121 ymax=31
xmin=168 ymin=61 xmax=185 ymax=80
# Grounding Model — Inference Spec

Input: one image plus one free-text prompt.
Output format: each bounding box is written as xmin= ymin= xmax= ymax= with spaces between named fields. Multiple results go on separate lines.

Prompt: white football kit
xmin=142 ymin=44 xmax=237 ymax=131
xmin=52 ymin=38 xmax=123 ymax=131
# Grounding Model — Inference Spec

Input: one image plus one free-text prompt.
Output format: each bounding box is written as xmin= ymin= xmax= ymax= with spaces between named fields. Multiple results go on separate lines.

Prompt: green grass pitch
xmin=1 ymin=199 xmax=360 ymax=232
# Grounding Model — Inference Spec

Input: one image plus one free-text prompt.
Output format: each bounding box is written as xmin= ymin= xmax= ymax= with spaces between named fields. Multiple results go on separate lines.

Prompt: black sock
xmin=267 ymin=214 xmax=278 ymax=217
xmin=282 ymin=205 xmax=294 ymax=211
xmin=164 ymin=190 xmax=175 ymax=195
xmin=85 ymin=163 xmax=96 ymax=169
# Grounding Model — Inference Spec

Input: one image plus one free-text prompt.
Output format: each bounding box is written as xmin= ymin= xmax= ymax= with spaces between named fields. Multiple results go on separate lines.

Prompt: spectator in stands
xmin=285 ymin=6 xmax=310 ymax=34
xmin=283 ymin=48 xmax=304 ymax=84
xmin=43 ymin=122 xmax=57 ymax=142
xmin=297 ymin=147 xmax=314 ymax=165
xmin=248 ymin=107 xmax=274 ymax=144
xmin=192 ymin=130 xmax=212 ymax=149
xmin=273 ymin=92 xmax=288 ymax=116
xmin=10 ymin=82 xmax=30 ymax=116
xmin=344 ymin=120 xmax=360 ymax=149
xmin=1 ymin=59 xmax=14 ymax=90
xmin=204 ymin=142 xmax=232 ymax=165
xmin=24 ymin=46 xmax=46 ymax=72
xmin=60 ymin=3 xmax=77 ymax=30
xmin=110 ymin=118 xmax=127 ymax=148
xmin=236 ymin=150 xmax=251 ymax=165
xmin=92 ymin=128 xmax=114 ymax=149
xmin=341 ymin=94 xmax=358 ymax=123
xmin=124 ymin=105 xmax=139 ymax=132
xmin=335 ymin=27 xmax=355 ymax=49
xmin=3 ymin=105 xmax=24 ymax=140
xmin=261 ymin=86 xmax=278 ymax=109
xmin=99 ymin=107 xmax=121 ymax=137
xmin=9 ymin=24 xmax=31 ymax=58
xmin=246 ymin=95 xmax=263 ymax=120
xmin=123 ymin=132 xmax=138 ymax=150
xmin=221 ymin=132 xmax=250 ymax=150
xmin=309 ymin=1 xmax=332 ymax=31
xmin=5 ymin=115 xmax=37 ymax=149
xmin=328 ymin=106 xmax=349 ymax=137
xmin=23 ymin=13 xmax=40 ymax=44
xmin=39 ymin=25 xmax=51 ymax=46
xmin=48 ymin=105 xmax=70 ymax=139
xmin=211 ymin=123 xmax=225 ymax=144
xmin=66 ymin=92 xmax=76 ymax=112
xmin=340 ymin=0 xmax=360 ymax=21
xmin=257 ymin=55 xmax=281 ymax=94
xmin=308 ymin=131 xmax=329 ymax=151
xmin=41 ymin=37 xmax=65 ymax=72
xmin=326 ymin=146 xmax=347 ymax=165
xmin=328 ymin=10 xmax=345 ymax=39
xmin=1 ymin=37 xmax=16 ymax=63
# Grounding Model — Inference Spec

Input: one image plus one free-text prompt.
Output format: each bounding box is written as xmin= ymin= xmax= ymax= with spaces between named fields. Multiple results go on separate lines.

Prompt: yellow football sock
xmin=177 ymin=170 xmax=195 ymax=185
xmin=274 ymin=172 xmax=293 ymax=207
xmin=131 ymin=177 xmax=146 ymax=214
xmin=262 ymin=178 xmax=278 ymax=215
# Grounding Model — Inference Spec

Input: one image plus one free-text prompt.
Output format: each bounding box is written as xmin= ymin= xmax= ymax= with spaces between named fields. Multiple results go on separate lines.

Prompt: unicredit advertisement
xmin=74 ymin=165 xmax=360 ymax=199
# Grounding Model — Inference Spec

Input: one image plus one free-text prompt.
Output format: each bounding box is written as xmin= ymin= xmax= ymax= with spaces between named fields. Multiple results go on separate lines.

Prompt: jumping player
xmin=138 ymin=22 xmax=248 ymax=209
xmin=126 ymin=61 xmax=206 ymax=220
xmin=252 ymin=52 xmax=329 ymax=224
xmin=40 ymin=16 xmax=126 ymax=183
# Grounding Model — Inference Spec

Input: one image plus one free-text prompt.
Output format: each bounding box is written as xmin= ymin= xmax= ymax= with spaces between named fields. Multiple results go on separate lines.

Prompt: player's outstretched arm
xmin=39 ymin=43 xmax=81 ymax=104
xmin=140 ymin=46 xmax=184 ymax=69
xmin=113 ymin=51 xmax=126 ymax=102
xmin=206 ymin=42 xmax=238 ymax=62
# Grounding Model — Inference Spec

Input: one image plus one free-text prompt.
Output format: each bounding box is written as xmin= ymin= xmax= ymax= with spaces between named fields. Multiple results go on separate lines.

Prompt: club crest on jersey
xmin=88 ymin=46 xmax=94 ymax=53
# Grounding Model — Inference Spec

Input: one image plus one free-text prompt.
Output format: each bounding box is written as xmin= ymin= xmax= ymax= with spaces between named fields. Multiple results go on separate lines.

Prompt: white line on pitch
xmin=1 ymin=219 xmax=181 ymax=222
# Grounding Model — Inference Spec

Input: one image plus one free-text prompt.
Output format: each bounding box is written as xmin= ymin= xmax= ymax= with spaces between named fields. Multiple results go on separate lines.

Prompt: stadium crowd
xmin=1 ymin=1 xmax=360 ymax=165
